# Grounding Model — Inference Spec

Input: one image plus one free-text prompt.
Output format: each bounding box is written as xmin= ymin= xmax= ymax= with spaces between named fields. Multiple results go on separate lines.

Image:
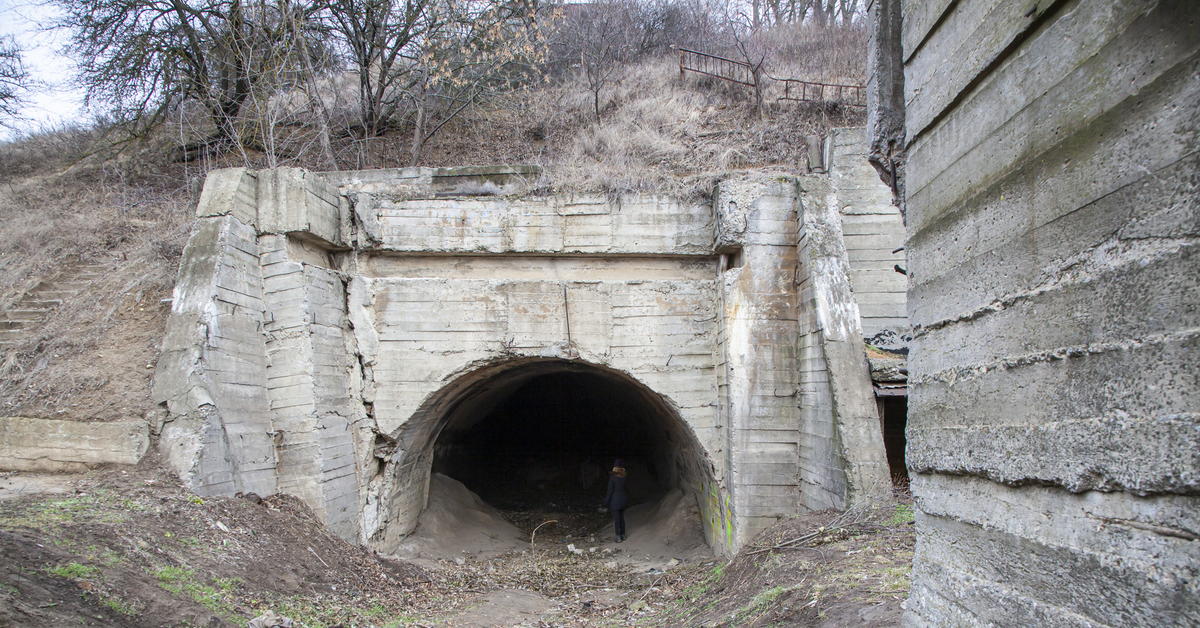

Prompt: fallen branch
xmin=747 ymin=525 xmax=864 ymax=556
xmin=530 ymin=520 xmax=557 ymax=562
xmin=308 ymin=546 xmax=331 ymax=569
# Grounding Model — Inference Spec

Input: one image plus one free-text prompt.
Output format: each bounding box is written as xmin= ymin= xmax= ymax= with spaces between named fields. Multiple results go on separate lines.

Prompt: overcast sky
xmin=1 ymin=0 xmax=86 ymax=140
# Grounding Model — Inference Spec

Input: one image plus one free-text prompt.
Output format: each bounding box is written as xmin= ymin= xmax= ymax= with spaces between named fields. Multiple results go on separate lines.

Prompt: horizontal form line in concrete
xmin=364 ymin=255 xmax=719 ymax=281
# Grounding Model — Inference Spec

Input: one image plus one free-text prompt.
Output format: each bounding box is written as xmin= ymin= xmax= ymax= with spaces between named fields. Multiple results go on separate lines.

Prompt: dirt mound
xmin=0 ymin=458 xmax=915 ymax=628
xmin=394 ymin=473 xmax=525 ymax=560
xmin=640 ymin=493 xmax=916 ymax=627
xmin=0 ymin=456 xmax=434 ymax=628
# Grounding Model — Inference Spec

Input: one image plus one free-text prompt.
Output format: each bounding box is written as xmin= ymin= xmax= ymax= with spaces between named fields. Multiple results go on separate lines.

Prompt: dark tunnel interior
xmin=430 ymin=368 xmax=688 ymax=513
xmin=879 ymin=396 xmax=908 ymax=487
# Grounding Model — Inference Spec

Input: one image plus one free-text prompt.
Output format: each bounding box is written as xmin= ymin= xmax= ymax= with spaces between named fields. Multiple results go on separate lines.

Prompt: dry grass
xmin=172 ymin=25 xmax=869 ymax=199
xmin=417 ymin=50 xmax=865 ymax=199
xmin=0 ymin=129 xmax=195 ymax=420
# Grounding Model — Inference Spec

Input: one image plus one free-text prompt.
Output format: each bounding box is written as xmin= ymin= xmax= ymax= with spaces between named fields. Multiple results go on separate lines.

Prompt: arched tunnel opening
xmin=416 ymin=358 xmax=714 ymax=543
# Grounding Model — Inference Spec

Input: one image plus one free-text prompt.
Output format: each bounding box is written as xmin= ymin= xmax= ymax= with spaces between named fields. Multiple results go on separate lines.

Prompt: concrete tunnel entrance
xmin=400 ymin=357 xmax=717 ymax=545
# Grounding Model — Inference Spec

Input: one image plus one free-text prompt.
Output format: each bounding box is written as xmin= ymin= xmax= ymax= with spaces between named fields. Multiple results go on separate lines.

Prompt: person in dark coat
xmin=604 ymin=459 xmax=629 ymax=542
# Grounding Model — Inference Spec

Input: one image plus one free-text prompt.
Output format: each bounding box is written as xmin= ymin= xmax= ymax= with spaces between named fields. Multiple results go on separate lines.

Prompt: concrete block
xmin=196 ymin=168 xmax=258 ymax=226
xmin=0 ymin=417 xmax=150 ymax=471
xmin=257 ymin=167 xmax=347 ymax=247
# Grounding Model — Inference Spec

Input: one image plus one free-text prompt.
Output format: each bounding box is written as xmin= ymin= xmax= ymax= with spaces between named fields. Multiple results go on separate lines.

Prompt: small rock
xmin=215 ymin=521 xmax=230 ymax=533
xmin=455 ymin=557 xmax=466 ymax=565
xmin=666 ymin=558 xmax=679 ymax=568
xmin=629 ymin=600 xmax=647 ymax=612
xmin=604 ymin=561 xmax=618 ymax=569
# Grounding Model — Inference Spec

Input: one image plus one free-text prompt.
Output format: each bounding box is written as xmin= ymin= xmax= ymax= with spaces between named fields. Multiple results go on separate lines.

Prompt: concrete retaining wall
xmin=715 ymin=176 xmax=805 ymax=544
xmin=873 ymin=0 xmax=1200 ymax=625
xmin=793 ymin=172 xmax=891 ymax=512
xmin=828 ymin=128 xmax=908 ymax=342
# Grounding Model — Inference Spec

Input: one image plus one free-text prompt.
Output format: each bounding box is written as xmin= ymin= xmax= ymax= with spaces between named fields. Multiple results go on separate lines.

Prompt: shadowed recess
xmin=421 ymin=359 xmax=711 ymax=513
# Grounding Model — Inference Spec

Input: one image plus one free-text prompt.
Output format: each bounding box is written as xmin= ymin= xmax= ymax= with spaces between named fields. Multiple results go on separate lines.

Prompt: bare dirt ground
xmin=0 ymin=456 xmax=914 ymax=628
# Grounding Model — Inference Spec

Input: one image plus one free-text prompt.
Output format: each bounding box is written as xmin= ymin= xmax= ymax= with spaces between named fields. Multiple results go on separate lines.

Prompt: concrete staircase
xmin=0 ymin=263 xmax=111 ymax=350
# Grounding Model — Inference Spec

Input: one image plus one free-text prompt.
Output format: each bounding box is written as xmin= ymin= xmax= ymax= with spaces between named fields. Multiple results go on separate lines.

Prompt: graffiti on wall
xmin=699 ymin=479 xmax=735 ymax=554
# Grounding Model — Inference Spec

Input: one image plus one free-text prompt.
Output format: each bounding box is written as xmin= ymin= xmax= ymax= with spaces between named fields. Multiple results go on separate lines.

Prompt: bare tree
xmin=763 ymin=0 xmax=813 ymax=25
xmin=327 ymin=0 xmax=438 ymax=166
xmin=403 ymin=1 xmax=548 ymax=166
xmin=0 ymin=35 xmax=30 ymax=128
xmin=715 ymin=5 xmax=775 ymax=116
xmin=328 ymin=0 xmax=546 ymax=167
xmin=53 ymin=0 xmax=320 ymax=158
xmin=838 ymin=0 xmax=859 ymax=26
xmin=239 ymin=0 xmax=341 ymax=169
xmin=551 ymin=1 xmax=641 ymax=124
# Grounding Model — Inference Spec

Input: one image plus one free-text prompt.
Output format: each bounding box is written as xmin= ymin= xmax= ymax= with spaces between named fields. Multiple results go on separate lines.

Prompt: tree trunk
xmin=408 ymin=82 xmax=428 ymax=167
xmin=295 ymin=17 xmax=337 ymax=171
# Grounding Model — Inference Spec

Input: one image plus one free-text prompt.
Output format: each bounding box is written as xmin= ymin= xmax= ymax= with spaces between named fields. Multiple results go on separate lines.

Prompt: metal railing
xmin=678 ymin=48 xmax=758 ymax=88
xmin=678 ymin=48 xmax=866 ymax=108
xmin=777 ymin=78 xmax=865 ymax=107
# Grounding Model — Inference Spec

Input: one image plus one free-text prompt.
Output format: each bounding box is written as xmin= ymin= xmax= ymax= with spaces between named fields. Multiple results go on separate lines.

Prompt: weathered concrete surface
xmin=0 ymin=417 xmax=149 ymax=472
xmin=873 ymin=0 xmax=1200 ymax=625
xmin=151 ymin=211 xmax=277 ymax=498
xmin=154 ymin=156 xmax=900 ymax=556
xmin=714 ymin=176 xmax=804 ymax=543
xmin=322 ymin=165 xmax=540 ymax=197
xmin=794 ymin=172 xmax=891 ymax=511
xmin=260 ymin=233 xmax=364 ymax=542
xmin=865 ymin=0 xmax=905 ymax=215
xmin=829 ymin=128 xmax=908 ymax=341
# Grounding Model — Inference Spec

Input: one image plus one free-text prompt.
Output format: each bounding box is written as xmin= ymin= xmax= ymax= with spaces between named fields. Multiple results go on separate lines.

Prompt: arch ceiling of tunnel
xmin=398 ymin=357 xmax=714 ymax=492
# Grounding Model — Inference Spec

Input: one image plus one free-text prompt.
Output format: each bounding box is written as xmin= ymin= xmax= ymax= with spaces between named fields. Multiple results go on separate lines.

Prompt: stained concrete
xmin=870 ymin=0 xmax=1200 ymax=625
xmin=152 ymin=132 xmax=900 ymax=556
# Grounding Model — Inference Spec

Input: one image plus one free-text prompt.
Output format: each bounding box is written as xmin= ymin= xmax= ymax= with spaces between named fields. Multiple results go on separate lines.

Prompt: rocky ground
xmin=0 ymin=455 xmax=913 ymax=628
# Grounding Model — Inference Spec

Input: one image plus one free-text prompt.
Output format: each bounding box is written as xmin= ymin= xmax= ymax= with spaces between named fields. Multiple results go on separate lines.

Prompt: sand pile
xmin=394 ymin=474 xmax=712 ymax=571
xmin=610 ymin=488 xmax=711 ymax=568
xmin=394 ymin=473 xmax=525 ymax=559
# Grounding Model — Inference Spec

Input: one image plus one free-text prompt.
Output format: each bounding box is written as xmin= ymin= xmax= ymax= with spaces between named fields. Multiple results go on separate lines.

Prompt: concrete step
xmin=0 ymin=329 xmax=33 ymax=342
xmin=25 ymin=290 xmax=72 ymax=301
xmin=2 ymin=309 xmax=44 ymax=322
xmin=48 ymin=281 xmax=92 ymax=291
xmin=17 ymin=299 xmax=62 ymax=309
xmin=0 ymin=263 xmax=109 ymax=345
